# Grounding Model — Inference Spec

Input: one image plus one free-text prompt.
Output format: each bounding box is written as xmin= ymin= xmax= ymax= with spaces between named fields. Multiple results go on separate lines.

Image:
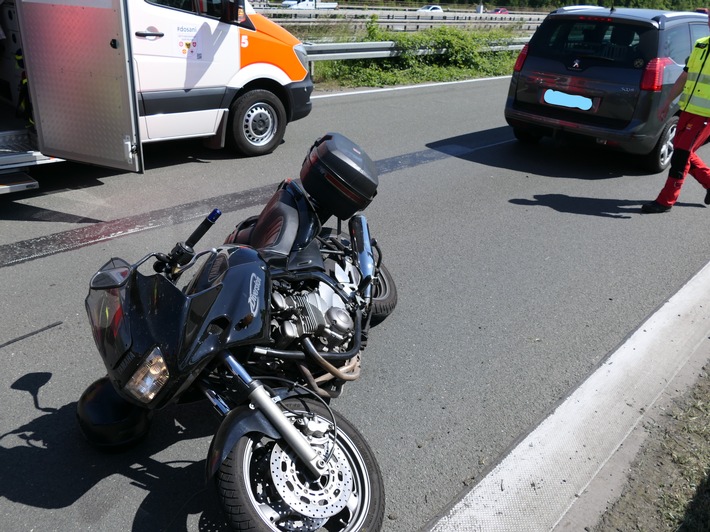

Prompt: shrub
xmin=311 ymin=20 xmax=519 ymax=88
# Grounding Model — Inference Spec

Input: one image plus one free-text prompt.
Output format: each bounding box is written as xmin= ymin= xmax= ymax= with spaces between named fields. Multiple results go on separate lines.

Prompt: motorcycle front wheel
xmin=216 ymin=397 xmax=385 ymax=532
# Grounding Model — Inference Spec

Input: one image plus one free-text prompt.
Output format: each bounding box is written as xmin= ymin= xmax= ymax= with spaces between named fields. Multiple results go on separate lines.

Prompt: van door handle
xmin=135 ymin=31 xmax=165 ymax=38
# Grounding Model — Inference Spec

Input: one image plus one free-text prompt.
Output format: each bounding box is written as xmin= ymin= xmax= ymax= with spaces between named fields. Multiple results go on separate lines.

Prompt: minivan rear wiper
xmin=576 ymin=54 xmax=615 ymax=62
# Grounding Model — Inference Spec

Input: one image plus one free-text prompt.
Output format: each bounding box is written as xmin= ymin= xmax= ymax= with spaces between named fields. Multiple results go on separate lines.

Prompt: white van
xmin=0 ymin=0 xmax=313 ymax=193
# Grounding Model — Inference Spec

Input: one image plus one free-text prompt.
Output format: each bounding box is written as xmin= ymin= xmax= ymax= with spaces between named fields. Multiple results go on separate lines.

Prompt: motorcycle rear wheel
xmin=371 ymin=263 xmax=397 ymax=325
xmin=215 ymin=398 xmax=385 ymax=532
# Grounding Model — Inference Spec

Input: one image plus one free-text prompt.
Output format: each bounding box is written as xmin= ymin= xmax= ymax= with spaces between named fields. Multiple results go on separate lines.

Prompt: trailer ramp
xmin=0 ymin=128 xmax=59 ymax=194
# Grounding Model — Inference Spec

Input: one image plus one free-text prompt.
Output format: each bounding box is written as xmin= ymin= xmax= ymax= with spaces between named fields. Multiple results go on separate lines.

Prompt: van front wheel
xmin=228 ymin=90 xmax=287 ymax=156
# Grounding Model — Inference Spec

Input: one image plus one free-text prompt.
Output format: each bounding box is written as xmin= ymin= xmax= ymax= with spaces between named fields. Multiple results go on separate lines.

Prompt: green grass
xmin=286 ymin=18 xmax=520 ymax=88
xmin=592 ymin=372 xmax=710 ymax=532
xmin=661 ymin=376 xmax=710 ymax=531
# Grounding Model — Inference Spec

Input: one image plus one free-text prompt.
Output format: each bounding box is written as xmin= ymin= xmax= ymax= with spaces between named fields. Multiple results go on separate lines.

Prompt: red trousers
xmin=655 ymin=111 xmax=710 ymax=206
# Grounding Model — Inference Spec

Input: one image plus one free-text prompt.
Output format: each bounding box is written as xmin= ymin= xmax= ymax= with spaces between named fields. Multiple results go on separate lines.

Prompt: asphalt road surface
xmin=3 ymin=77 xmax=710 ymax=531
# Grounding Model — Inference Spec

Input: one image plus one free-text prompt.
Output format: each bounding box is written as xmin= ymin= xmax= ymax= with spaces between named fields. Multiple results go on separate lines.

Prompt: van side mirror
xmin=222 ymin=0 xmax=254 ymax=30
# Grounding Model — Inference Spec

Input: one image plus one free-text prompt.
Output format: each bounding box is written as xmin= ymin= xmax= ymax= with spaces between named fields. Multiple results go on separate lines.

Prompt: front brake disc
xmin=269 ymin=441 xmax=353 ymax=519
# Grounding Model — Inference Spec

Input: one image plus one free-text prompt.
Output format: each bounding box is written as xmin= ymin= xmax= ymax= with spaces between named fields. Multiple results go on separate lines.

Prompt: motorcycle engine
xmin=271 ymin=260 xmax=358 ymax=352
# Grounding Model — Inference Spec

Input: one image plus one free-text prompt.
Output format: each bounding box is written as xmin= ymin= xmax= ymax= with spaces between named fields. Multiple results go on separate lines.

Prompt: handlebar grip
xmin=185 ymin=209 xmax=222 ymax=249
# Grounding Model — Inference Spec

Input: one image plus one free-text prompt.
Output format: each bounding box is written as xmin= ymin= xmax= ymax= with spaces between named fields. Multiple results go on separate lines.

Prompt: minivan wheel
xmin=643 ymin=116 xmax=678 ymax=173
xmin=513 ymin=127 xmax=543 ymax=144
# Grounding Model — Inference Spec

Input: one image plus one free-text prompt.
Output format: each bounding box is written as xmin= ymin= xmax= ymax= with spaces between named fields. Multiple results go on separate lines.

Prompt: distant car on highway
xmin=417 ymin=5 xmax=443 ymax=12
xmin=492 ymin=7 xmax=509 ymax=14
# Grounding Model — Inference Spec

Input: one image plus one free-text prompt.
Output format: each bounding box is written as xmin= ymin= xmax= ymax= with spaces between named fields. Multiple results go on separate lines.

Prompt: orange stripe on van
xmin=240 ymin=14 xmax=308 ymax=82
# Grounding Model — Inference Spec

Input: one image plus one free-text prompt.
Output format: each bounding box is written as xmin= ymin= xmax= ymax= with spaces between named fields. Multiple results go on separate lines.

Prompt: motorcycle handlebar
xmin=186 ymin=209 xmax=222 ymax=249
xmin=153 ymin=209 xmax=222 ymax=274
xmin=185 ymin=209 xmax=222 ymax=248
xmin=152 ymin=253 xmax=170 ymax=273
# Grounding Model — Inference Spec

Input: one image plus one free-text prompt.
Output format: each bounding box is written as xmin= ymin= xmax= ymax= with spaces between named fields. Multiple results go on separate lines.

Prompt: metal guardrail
xmin=304 ymin=38 xmax=527 ymax=61
xmin=265 ymin=9 xmax=546 ymax=32
xmin=305 ymin=41 xmax=399 ymax=61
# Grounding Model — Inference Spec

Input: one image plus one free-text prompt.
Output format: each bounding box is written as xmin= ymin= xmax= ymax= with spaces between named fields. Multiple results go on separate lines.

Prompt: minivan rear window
xmin=529 ymin=19 xmax=657 ymax=68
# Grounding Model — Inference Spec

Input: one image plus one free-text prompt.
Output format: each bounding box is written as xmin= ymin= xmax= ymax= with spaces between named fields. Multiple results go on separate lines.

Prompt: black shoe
xmin=705 ymin=188 xmax=710 ymax=205
xmin=641 ymin=201 xmax=672 ymax=214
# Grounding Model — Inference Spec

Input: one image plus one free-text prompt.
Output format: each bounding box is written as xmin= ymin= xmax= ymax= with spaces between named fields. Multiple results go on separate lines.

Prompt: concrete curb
xmin=427 ymin=260 xmax=710 ymax=531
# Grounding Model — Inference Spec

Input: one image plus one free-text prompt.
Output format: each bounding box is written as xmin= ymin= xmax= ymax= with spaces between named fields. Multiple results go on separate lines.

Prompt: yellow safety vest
xmin=680 ymin=36 xmax=710 ymax=117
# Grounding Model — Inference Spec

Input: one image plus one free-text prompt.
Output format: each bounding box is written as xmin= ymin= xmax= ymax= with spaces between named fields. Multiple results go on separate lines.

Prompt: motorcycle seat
xmin=241 ymin=187 xmax=300 ymax=265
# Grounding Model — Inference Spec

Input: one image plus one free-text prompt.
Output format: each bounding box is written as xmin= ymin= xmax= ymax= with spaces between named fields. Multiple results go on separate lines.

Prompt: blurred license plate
xmin=543 ymin=89 xmax=593 ymax=111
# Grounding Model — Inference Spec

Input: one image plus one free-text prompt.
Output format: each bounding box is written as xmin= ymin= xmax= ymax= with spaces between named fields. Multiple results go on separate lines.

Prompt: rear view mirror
xmin=222 ymin=0 xmax=255 ymax=30
xmin=90 ymin=258 xmax=132 ymax=289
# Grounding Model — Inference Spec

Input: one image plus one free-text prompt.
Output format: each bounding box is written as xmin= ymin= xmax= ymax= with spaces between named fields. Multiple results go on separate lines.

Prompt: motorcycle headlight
xmin=124 ymin=347 xmax=169 ymax=404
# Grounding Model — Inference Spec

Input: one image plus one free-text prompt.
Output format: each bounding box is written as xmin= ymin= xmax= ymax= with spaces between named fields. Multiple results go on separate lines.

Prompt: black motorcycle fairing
xmin=286 ymin=237 xmax=324 ymax=271
xmin=86 ymin=269 xmax=190 ymax=392
xmin=84 ymin=258 xmax=135 ymax=368
xmin=186 ymin=247 xmax=272 ymax=358
xmin=183 ymin=246 xmax=236 ymax=295
xmin=280 ymin=181 xmax=321 ymax=251
xmin=86 ymin=247 xmax=272 ymax=410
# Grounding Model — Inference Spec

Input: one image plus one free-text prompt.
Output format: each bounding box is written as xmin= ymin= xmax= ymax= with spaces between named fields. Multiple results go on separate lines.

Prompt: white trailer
xmin=0 ymin=0 xmax=313 ymax=194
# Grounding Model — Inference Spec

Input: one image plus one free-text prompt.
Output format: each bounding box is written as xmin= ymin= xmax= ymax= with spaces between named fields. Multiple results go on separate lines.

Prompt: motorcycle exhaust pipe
xmin=348 ymin=215 xmax=374 ymax=299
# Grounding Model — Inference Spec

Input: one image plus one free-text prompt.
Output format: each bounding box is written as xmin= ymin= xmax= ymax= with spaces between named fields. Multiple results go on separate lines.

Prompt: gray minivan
xmin=504 ymin=6 xmax=709 ymax=172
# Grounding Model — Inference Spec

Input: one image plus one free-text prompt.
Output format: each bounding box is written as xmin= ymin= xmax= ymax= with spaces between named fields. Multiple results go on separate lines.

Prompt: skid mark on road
xmin=0 ymin=142 xmax=512 ymax=268
xmin=0 ymin=321 xmax=63 ymax=349
xmin=0 ymin=184 xmax=276 ymax=268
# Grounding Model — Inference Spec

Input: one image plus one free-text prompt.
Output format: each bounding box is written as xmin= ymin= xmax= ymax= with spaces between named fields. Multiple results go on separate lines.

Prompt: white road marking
xmin=311 ymin=76 xmax=512 ymax=99
xmin=428 ymin=260 xmax=710 ymax=531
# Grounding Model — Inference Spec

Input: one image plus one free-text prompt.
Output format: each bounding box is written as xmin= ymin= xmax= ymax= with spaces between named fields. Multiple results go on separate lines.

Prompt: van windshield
xmin=530 ymin=19 xmax=657 ymax=68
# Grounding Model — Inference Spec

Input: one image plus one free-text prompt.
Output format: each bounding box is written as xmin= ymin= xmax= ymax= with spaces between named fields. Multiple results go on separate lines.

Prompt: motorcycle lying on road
xmin=76 ymin=133 xmax=397 ymax=531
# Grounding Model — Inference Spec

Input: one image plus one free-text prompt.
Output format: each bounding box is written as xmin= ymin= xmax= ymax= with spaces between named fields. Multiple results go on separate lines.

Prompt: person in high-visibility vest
xmin=643 ymin=14 xmax=710 ymax=214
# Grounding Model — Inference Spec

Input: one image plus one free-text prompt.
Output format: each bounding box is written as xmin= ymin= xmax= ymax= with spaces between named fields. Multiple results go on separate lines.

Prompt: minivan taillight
xmin=641 ymin=57 xmax=674 ymax=91
xmin=513 ymin=43 xmax=529 ymax=72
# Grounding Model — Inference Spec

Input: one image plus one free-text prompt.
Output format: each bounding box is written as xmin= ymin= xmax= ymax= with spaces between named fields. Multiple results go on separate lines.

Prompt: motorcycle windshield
xmin=85 ymin=258 xmax=133 ymax=365
xmin=85 ymin=263 xmax=190 ymax=380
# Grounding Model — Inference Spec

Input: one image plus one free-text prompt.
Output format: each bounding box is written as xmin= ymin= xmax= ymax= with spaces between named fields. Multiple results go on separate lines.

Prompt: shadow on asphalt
xmin=0 ymin=137 xmax=249 ymax=204
xmin=0 ymin=201 xmax=105 ymax=224
xmin=424 ymin=127 xmax=710 ymax=217
xmin=509 ymin=194 xmax=703 ymax=219
xmin=141 ymin=137 xmax=252 ymax=171
xmin=1 ymin=372 xmax=229 ymax=531
xmin=427 ymin=127 xmax=652 ymax=179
